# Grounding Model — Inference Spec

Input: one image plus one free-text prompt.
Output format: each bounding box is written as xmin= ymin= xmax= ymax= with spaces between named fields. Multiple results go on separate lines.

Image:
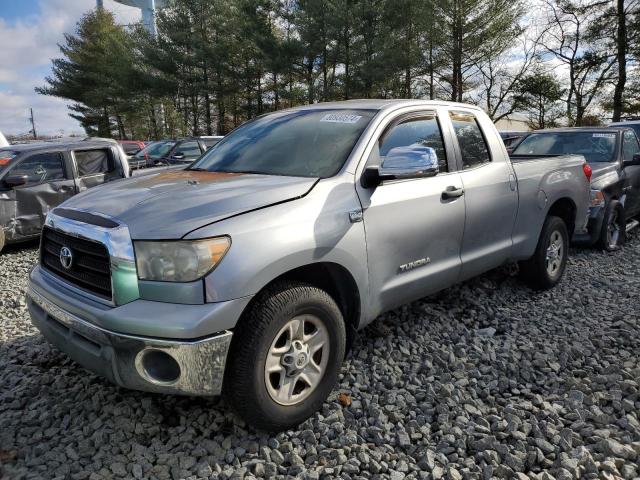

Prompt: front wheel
xmin=520 ymin=215 xmax=569 ymax=290
xmin=223 ymin=282 xmax=346 ymax=431
xmin=597 ymin=199 xmax=625 ymax=251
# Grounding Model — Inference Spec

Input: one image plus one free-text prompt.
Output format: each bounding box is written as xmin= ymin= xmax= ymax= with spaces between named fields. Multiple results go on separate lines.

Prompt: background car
xmin=499 ymin=130 xmax=529 ymax=153
xmin=0 ymin=139 xmax=130 ymax=252
xmin=511 ymin=127 xmax=640 ymax=250
xmin=118 ymin=140 xmax=146 ymax=158
xmin=130 ymin=136 xmax=223 ymax=168
xmin=609 ymin=119 xmax=640 ymax=138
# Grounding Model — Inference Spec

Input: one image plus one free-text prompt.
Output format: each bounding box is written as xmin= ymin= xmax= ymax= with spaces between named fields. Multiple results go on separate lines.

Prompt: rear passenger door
xmin=448 ymin=110 xmax=519 ymax=281
xmin=72 ymin=148 xmax=118 ymax=192
xmin=357 ymin=110 xmax=466 ymax=315
xmin=621 ymin=130 xmax=640 ymax=216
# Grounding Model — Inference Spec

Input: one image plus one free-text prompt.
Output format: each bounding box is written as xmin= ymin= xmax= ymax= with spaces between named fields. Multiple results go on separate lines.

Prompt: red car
xmin=118 ymin=140 xmax=146 ymax=157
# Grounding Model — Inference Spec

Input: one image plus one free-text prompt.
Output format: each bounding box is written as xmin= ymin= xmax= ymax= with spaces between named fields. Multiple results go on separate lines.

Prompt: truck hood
xmin=60 ymin=169 xmax=318 ymax=239
xmin=588 ymin=162 xmax=620 ymax=189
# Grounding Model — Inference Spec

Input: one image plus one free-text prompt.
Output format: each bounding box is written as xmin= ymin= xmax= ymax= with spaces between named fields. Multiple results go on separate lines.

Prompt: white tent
xmin=0 ymin=132 xmax=8 ymax=147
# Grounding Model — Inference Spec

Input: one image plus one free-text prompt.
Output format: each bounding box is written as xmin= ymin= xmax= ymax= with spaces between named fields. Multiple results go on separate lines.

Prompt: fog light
xmin=139 ymin=349 xmax=181 ymax=384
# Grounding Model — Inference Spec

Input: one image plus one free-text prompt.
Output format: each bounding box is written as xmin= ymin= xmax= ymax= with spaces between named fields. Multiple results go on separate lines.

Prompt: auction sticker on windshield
xmin=592 ymin=133 xmax=616 ymax=138
xmin=320 ymin=113 xmax=363 ymax=124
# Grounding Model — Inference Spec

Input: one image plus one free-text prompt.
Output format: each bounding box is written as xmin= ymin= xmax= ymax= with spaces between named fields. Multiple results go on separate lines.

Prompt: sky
xmin=0 ymin=0 xmax=142 ymax=136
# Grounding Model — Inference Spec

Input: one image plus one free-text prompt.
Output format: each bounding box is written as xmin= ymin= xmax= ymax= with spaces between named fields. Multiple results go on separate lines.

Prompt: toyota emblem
xmin=59 ymin=246 xmax=73 ymax=270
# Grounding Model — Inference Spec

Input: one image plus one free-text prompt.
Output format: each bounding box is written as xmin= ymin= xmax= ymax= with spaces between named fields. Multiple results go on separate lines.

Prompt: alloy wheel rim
xmin=264 ymin=314 xmax=330 ymax=406
xmin=545 ymin=230 xmax=564 ymax=277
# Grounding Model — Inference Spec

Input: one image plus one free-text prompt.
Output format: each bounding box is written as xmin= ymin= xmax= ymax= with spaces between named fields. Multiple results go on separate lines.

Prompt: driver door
xmin=1 ymin=152 xmax=75 ymax=240
xmin=356 ymin=111 xmax=465 ymax=316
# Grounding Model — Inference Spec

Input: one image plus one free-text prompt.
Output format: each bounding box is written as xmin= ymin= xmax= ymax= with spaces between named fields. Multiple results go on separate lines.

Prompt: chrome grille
xmin=41 ymin=227 xmax=112 ymax=300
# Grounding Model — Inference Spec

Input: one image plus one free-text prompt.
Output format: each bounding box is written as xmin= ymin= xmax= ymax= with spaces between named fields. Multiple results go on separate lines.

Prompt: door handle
xmin=442 ymin=186 xmax=464 ymax=199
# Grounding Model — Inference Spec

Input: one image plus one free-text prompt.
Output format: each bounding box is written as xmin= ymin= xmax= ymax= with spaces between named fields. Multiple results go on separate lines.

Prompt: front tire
xmin=597 ymin=199 xmax=625 ymax=251
xmin=520 ymin=215 xmax=569 ymax=290
xmin=224 ymin=282 xmax=346 ymax=431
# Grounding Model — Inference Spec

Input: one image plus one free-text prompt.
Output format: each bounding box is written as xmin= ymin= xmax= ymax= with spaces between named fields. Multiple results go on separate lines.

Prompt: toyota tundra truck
xmin=26 ymin=100 xmax=590 ymax=431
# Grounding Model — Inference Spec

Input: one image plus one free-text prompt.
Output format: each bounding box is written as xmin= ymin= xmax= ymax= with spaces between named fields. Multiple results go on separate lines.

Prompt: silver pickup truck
xmin=27 ymin=100 xmax=590 ymax=430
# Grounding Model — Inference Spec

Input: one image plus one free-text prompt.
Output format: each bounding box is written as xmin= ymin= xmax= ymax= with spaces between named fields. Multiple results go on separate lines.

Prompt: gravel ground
xmin=1 ymin=234 xmax=639 ymax=480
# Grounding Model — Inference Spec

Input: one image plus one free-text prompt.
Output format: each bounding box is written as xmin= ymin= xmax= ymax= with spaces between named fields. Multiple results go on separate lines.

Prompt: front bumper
xmin=27 ymin=284 xmax=232 ymax=396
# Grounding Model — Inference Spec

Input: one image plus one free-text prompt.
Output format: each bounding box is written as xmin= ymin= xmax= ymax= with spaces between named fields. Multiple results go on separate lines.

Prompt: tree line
xmin=38 ymin=0 xmax=639 ymax=139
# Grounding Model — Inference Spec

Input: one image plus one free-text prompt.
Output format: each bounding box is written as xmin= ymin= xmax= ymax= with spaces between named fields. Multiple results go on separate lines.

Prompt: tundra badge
xmin=399 ymin=258 xmax=430 ymax=272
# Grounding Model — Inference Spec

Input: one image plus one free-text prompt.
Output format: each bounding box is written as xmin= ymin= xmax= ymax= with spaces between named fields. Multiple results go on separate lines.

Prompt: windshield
xmin=190 ymin=109 xmax=376 ymax=177
xmin=134 ymin=141 xmax=176 ymax=159
xmin=513 ymin=131 xmax=617 ymax=163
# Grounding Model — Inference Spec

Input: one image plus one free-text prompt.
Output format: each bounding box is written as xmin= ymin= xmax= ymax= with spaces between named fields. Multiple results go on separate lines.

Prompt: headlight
xmin=590 ymin=189 xmax=605 ymax=207
xmin=135 ymin=237 xmax=230 ymax=282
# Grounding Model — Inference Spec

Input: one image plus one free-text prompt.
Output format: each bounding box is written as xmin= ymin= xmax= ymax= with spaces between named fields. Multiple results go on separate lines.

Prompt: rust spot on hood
xmin=133 ymin=170 xmax=244 ymax=188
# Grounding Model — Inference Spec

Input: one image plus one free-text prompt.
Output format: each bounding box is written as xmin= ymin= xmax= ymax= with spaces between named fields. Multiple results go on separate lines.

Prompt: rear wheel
xmin=597 ymin=200 xmax=625 ymax=251
xmin=520 ymin=215 xmax=569 ymax=290
xmin=224 ymin=282 xmax=345 ymax=431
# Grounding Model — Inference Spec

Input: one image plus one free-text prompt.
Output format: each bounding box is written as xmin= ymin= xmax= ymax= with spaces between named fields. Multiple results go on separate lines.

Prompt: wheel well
xmin=548 ymin=198 xmax=577 ymax=237
xmin=247 ymin=263 xmax=361 ymax=352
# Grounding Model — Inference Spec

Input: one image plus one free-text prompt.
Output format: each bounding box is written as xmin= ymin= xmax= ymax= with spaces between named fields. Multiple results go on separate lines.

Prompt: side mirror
xmin=172 ymin=153 xmax=185 ymax=160
xmin=623 ymin=153 xmax=640 ymax=167
xmin=362 ymin=145 xmax=439 ymax=188
xmin=3 ymin=174 xmax=29 ymax=188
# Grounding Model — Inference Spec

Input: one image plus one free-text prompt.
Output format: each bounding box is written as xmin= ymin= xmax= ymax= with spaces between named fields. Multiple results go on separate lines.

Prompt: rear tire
xmin=520 ymin=215 xmax=569 ymax=290
xmin=597 ymin=200 xmax=625 ymax=251
xmin=223 ymin=281 xmax=346 ymax=431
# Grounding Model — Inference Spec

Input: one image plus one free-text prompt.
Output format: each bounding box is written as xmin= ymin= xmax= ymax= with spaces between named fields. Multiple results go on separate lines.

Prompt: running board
xmin=626 ymin=219 xmax=640 ymax=233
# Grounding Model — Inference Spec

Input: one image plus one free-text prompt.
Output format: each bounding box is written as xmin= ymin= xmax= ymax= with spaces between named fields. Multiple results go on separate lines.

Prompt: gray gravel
xmin=1 ymin=234 xmax=639 ymax=480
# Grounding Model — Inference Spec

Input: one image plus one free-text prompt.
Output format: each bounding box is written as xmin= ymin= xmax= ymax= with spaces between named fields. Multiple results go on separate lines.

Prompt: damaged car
xmin=27 ymin=100 xmax=590 ymax=430
xmin=0 ymin=139 xmax=130 ymax=252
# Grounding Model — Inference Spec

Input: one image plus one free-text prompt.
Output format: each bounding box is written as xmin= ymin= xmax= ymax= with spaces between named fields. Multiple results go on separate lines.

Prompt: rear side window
xmin=9 ymin=152 xmax=66 ymax=185
xmin=622 ymin=130 xmax=640 ymax=161
xmin=204 ymin=138 xmax=221 ymax=148
xmin=74 ymin=149 xmax=112 ymax=176
xmin=379 ymin=115 xmax=448 ymax=173
xmin=449 ymin=112 xmax=491 ymax=169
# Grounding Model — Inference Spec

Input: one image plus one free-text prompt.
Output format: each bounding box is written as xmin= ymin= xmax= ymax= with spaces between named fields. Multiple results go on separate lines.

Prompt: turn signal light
xmin=583 ymin=163 xmax=593 ymax=182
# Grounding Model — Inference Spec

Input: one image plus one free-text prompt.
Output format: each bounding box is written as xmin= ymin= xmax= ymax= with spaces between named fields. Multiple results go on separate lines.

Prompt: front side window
xmin=8 ymin=152 xmax=65 ymax=186
xmin=513 ymin=131 xmax=617 ymax=163
xmin=190 ymin=109 xmax=376 ymax=178
xmin=174 ymin=141 xmax=202 ymax=159
xmin=449 ymin=112 xmax=491 ymax=169
xmin=378 ymin=115 xmax=447 ymax=173
xmin=0 ymin=150 xmax=19 ymax=171
xmin=622 ymin=130 xmax=640 ymax=161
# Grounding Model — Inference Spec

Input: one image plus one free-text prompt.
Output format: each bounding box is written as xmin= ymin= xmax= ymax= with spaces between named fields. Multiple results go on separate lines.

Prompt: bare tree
xmin=540 ymin=0 xmax=616 ymax=125
xmin=475 ymin=34 xmax=540 ymax=122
